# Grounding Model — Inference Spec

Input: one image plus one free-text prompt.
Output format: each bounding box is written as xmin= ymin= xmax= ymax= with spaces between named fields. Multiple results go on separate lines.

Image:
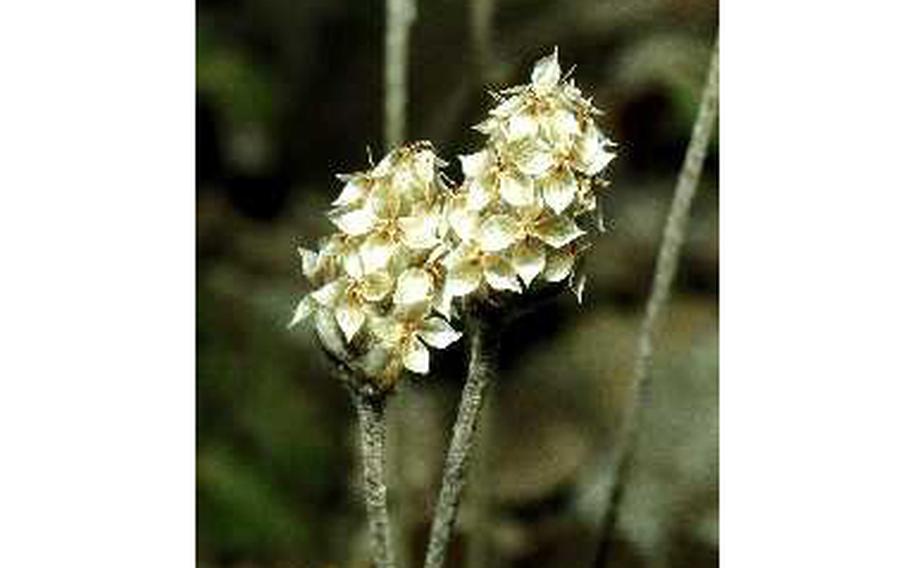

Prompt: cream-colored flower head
xmin=291 ymin=50 xmax=615 ymax=389
xmin=444 ymin=47 xmax=616 ymax=303
xmin=290 ymin=142 xmax=461 ymax=390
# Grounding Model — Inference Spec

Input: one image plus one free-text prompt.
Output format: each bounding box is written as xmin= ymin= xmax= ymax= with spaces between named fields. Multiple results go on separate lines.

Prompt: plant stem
xmin=384 ymin=0 xmax=416 ymax=150
xmin=353 ymin=389 xmax=397 ymax=568
xmin=592 ymin=37 xmax=719 ymax=567
xmin=424 ymin=319 xmax=496 ymax=568
xmin=464 ymin=386 xmax=494 ymax=568
xmin=469 ymin=0 xmax=496 ymax=83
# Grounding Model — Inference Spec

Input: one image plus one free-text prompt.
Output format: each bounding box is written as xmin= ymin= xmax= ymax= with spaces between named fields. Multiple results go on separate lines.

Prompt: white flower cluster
xmin=441 ymin=47 xmax=617 ymax=303
xmin=291 ymin=49 xmax=616 ymax=389
xmin=290 ymin=142 xmax=463 ymax=387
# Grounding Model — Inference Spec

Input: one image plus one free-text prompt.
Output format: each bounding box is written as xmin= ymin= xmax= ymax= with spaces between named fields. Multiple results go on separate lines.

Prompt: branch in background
xmin=469 ymin=0 xmax=497 ymax=83
xmin=352 ymin=387 xmax=398 ymax=568
xmin=592 ymin=36 xmax=719 ymax=567
xmin=385 ymin=0 xmax=416 ymax=150
xmin=424 ymin=318 xmax=498 ymax=568
xmin=426 ymin=0 xmax=498 ymax=146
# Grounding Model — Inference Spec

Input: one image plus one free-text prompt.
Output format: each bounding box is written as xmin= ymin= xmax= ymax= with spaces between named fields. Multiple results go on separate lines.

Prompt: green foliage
xmin=197 ymin=26 xmax=279 ymax=128
xmin=197 ymin=287 xmax=347 ymax=561
xmin=197 ymin=443 xmax=309 ymax=557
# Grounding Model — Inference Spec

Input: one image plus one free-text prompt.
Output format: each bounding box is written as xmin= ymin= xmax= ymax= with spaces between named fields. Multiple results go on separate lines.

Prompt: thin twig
xmin=469 ymin=0 xmax=497 ymax=83
xmin=384 ymin=0 xmax=416 ymax=150
xmin=353 ymin=388 xmax=397 ymax=568
xmin=592 ymin=37 xmax=719 ymax=567
xmin=424 ymin=318 xmax=497 ymax=568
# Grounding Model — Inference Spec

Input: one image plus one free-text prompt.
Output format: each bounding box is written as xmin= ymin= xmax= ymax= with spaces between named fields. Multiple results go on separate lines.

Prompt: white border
xmin=0 ymin=1 xmax=195 ymax=565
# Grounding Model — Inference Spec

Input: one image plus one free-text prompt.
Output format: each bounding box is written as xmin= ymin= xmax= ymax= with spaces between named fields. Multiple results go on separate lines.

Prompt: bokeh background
xmin=197 ymin=0 xmax=718 ymax=566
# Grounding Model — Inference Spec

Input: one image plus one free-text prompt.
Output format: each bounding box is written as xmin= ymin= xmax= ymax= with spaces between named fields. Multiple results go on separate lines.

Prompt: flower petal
xmin=342 ymin=247 xmax=364 ymax=279
xmin=478 ymin=214 xmax=521 ymax=252
xmin=398 ymin=213 xmax=439 ymax=250
xmin=473 ymin=117 xmax=498 ymax=135
xmin=531 ymin=47 xmax=561 ymax=95
xmin=333 ymin=176 xmax=369 ymax=206
xmin=412 ymin=149 xmax=437 ymax=185
xmin=402 ymin=335 xmax=430 ymax=374
xmin=574 ymin=127 xmax=616 ymax=176
xmin=447 ymin=266 xmax=483 ymax=297
xmin=370 ymin=315 xmax=405 ymax=346
xmin=328 ymin=207 xmax=376 ymax=236
xmin=499 ymin=171 xmax=535 ymax=208
xmin=367 ymin=182 xmax=401 ymax=219
xmin=467 ymin=176 xmax=494 ymax=211
xmin=459 ymin=149 xmax=490 ymax=178
xmin=448 ymin=195 xmax=481 ymax=242
xmin=314 ymin=307 xmax=348 ymax=360
xmin=544 ymin=108 xmax=580 ymax=146
xmin=511 ymin=239 xmax=546 ymax=287
xmin=312 ymin=279 xmax=345 ymax=307
xmin=434 ymin=282 xmax=457 ymax=319
xmin=360 ymin=233 xmax=396 ymax=273
xmin=288 ymin=295 xmax=315 ymax=328
xmin=505 ymin=112 xmax=538 ymax=141
xmin=335 ymin=300 xmax=366 ymax=342
xmin=417 ymin=317 xmax=462 ymax=349
xmin=392 ymin=164 xmax=420 ymax=198
xmin=490 ymin=94 xmax=526 ymax=118
xmin=541 ymin=168 xmax=578 ymax=214
xmin=513 ymin=141 xmax=555 ymax=177
xmin=543 ymin=248 xmax=575 ymax=282
xmin=394 ymin=268 xmax=435 ymax=306
xmin=532 ymin=215 xmax=584 ymax=248
xmin=361 ymin=272 xmax=394 ymax=302
xmin=483 ymin=254 xmax=522 ymax=293
xmin=298 ymin=247 xmax=319 ymax=280
xmin=372 ymin=150 xmax=397 ymax=177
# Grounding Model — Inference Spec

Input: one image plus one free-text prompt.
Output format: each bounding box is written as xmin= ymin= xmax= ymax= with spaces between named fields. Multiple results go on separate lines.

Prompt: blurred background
xmin=197 ymin=0 xmax=718 ymax=565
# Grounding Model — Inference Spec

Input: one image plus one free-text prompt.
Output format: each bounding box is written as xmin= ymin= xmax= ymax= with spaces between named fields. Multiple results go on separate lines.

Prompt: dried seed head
xmin=442 ymin=47 xmax=617 ymax=305
xmin=290 ymin=142 xmax=461 ymax=390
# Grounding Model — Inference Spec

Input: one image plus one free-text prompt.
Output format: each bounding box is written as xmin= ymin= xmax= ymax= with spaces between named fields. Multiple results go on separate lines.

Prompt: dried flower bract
xmin=291 ymin=142 xmax=462 ymax=390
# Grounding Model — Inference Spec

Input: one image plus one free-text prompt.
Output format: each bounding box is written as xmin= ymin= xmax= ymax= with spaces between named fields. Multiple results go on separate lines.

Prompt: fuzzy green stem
xmin=593 ymin=37 xmax=719 ymax=567
xmin=424 ymin=320 xmax=496 ymax=568
xmin=353 ymin=389 xmax=397 ymax=568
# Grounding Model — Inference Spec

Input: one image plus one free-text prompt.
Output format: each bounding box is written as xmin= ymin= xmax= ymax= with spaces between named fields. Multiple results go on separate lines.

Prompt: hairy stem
xmin=384 ymin=0 xmax=416 ymax=150
xmin=424 ymin=320 xmax=497 ymax=568
xmin=593 ymin=37 xmax=719 ymax=567
xmin=464 ymin=386 xmax=494 ymax=568
xmin=353 ymin=389 xmax=397 ymax=568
